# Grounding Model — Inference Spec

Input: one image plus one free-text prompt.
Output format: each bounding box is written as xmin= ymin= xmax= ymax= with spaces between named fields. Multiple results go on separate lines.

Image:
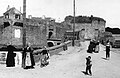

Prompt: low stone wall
xmin=34 ymin=41 xmax=72 ymax=63
xmin=0 ymin=51 xmax=22 ymax=67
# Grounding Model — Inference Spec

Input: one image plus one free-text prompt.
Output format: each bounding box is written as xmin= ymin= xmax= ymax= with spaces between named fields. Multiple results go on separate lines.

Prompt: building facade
xmin=0 ymin=7 xmax=67 ymax=49
xmin=63 ymin=15 xmax=106 ymax=40
xmin=0 ymin=7 xmax=47 ymax=49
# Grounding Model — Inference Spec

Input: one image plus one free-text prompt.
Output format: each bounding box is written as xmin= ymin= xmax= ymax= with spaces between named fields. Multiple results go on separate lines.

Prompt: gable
xmin=4 ymin=7 xmax=22 ymax=15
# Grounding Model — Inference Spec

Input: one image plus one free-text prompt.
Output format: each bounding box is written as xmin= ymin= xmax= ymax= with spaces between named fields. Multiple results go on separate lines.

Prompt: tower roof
xmin=4 ymin=7 xmax=22 ymax=15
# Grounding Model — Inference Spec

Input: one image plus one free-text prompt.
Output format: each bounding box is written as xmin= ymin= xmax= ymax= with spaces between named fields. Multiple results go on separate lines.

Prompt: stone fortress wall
xmin=63 ymin=15 xmax=106 ymax=40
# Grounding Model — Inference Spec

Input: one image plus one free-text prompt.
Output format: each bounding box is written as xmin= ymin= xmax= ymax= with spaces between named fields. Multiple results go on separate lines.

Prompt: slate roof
xmin=4 ymin=7 xmax=22 ymax=15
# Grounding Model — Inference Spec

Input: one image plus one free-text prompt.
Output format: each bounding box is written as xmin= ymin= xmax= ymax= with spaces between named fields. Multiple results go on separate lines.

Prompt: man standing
xmin=106 ymin=40 xmax=110 ymax=59
xmin=62 ymin=35 xmax=68 ymax=51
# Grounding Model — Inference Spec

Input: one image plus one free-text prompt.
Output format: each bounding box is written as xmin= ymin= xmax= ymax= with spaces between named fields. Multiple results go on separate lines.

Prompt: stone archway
xmin=47 ymin=42 xmax=54 ymax=47
xmin=48 ymin=32 xmax=53 ymax=39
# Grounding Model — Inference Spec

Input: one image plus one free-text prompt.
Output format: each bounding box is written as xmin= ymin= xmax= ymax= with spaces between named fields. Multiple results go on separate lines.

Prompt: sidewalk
xmin=0 ymin=41 xmax=120 ymax=78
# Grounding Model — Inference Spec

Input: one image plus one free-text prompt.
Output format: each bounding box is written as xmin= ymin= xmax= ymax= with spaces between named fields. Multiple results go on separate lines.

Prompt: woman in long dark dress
xmin=6 ymin=45 xmax=16 ymax=67
xmin=23 ymin=43 xmax=35 ymax=69
xmin=87 ymin=40 xmax=95 ymax=53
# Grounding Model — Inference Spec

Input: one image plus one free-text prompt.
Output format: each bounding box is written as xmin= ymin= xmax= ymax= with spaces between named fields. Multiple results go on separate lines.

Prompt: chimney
xmin=28 ymin=15 xmax=32 ymax=19
xmin=7 ymin=5 xmax=10 ymax=11
xmin=91 ymin=15 xmax=93 ymax=18
xmin=42 ymin=15 xmax=45 ymax=19
xmin=20 ymin=7 xmax=21 ymax=12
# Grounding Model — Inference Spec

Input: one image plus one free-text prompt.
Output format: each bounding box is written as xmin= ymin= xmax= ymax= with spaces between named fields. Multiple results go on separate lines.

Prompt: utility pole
xmin=22 ymin=0 xmax=26 ymax=68
xmin=72 ymin=0 xmax=75 ymax=46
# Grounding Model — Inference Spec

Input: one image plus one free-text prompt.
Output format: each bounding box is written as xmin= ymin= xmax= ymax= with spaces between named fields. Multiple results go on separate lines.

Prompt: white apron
xmin=25 ymin=52 xmax=31 ymax=66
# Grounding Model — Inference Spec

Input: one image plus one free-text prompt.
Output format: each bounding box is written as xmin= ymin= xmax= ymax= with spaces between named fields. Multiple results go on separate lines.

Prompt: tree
xmin=105 ymin=27 xmax=120 ymax=34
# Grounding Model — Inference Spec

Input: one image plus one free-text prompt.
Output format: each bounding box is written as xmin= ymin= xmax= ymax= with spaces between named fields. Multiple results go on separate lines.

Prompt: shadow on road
xmin=81 ymin=71 xmax=89 ymax=75
xmin=101 ymin=57 xmax=108 ymax=60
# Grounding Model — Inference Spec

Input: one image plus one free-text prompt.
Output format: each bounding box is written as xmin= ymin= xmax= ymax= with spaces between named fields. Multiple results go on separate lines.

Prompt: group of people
xmin=85 ymin=40 xmax=111 ymax=76
xmin=6 ymin=43 xmax=50 ymax=69
xmin=5 ymin=39 xmax=111 ymax=76
xmin=87 ymin=39 xmax=100 ymax=53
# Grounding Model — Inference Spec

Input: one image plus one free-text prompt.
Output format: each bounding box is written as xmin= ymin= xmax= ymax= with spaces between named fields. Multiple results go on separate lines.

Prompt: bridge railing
xmin=33 ymin=41 xmax=71 ymax=54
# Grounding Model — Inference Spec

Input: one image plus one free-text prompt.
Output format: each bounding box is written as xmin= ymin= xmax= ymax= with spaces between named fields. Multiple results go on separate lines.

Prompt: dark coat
xmin=86 ymin=57 xmax=92 ymax=66
xmin=87 ymin=41 xmax=95 ymax=53
xmin=106 ymin=42 xmax=110 ymax=52
xmin=106 ymin=46 xmax=110 ymax=52
xmin=6 ymin=45 xmax=16 ymax=67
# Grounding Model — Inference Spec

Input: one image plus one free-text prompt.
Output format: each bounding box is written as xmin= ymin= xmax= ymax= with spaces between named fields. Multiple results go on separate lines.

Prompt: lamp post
xmin=72 ymin=0 xmax=75 ymax=46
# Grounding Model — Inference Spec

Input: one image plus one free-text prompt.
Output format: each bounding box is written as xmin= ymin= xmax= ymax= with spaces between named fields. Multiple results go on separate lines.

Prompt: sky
xmin=0 ymin=0 xmax=120 ymax=28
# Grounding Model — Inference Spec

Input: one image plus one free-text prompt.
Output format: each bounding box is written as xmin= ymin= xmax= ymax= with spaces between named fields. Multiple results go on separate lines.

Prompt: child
xmin=85 ymin=56 xmax=92 ymax=76
xmin=40 ymin=46 xmax=50 ymax=67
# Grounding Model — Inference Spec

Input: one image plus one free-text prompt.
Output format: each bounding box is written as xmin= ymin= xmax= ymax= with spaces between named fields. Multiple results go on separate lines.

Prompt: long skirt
xmin=87 ymin=44 xmax=94 ymax=53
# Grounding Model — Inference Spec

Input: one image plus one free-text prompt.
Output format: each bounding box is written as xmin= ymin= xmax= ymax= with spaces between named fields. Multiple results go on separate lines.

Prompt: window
xmin=95 ymin=29 xmax=98 ymax=31
xmin=4 ymin=22 xmax=10 ymax=28
xmin=15 ymin=14 xmax=20 ymax=19
xmin=81 ymin=29 xmax=85 ymax=31
xmin=14 ymin=29 xmax=21 ymax=38
xmin=14 ymin=22 xmax=23 ymax=27
xmin=5 ymin=14 xmax=9 ymax=19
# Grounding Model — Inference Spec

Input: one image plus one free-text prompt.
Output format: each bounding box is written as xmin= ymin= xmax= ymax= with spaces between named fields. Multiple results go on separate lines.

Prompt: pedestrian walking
xmin=23 ymin=43 xmax=35 ymax=69
xmin=106 ymin=40 xmax=110 ymax=59
xmin=62 ymin=34 xmax=68 ymax=51
xmin=85 ymin=56 xmax=92 ymax=76
xmin=6 ymin=45 xmax=16 ymax=67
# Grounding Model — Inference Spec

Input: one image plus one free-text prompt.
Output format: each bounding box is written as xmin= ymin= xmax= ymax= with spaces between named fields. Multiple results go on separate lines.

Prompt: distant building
xmin=63 ymin=15 xmax=106 ymax=40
